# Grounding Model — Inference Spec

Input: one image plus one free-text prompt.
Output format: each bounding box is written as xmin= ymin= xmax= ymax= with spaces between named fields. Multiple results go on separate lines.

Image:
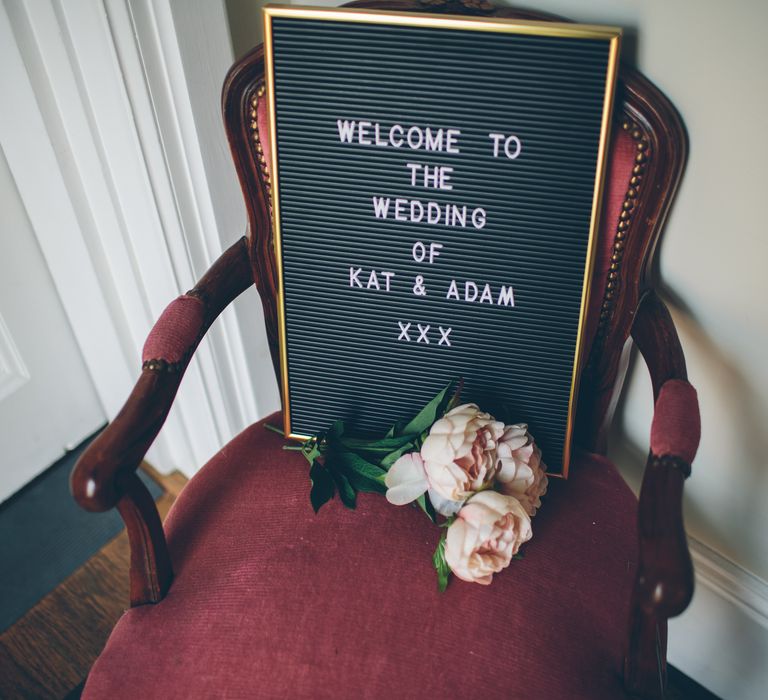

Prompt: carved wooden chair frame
xmin=72 ymin=3 xmax=694 ymax=697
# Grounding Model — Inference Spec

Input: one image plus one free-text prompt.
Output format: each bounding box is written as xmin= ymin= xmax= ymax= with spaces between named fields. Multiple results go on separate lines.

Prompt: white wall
xmin=228 ymin=1 xmax=768 ymax=697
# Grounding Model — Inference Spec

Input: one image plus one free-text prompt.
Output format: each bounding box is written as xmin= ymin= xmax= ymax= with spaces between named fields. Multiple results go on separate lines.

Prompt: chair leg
xmin=117 ymin=472 xmax=173 ymax=606
xmin=625 ymin=602 xmax=667 ymax=698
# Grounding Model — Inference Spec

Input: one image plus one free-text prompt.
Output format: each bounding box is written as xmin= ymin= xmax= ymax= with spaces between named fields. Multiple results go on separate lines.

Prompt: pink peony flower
xmin=385 ymin=404 xmax=504 ymax=515
xmin=420 ymin=403 xmax=504 ymax=503
xmin=495 ymin=424 xmax=548 ymax=516
xmin=444 ymin=491 xmax=532 ymax=585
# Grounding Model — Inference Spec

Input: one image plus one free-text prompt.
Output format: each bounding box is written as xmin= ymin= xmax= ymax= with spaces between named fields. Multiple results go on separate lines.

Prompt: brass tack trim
xmin=143 ymin=358 xmax=183 ymax=373
xmin=653 ymin=454 xmax=692 ymax=479
xmin=250 ymin=81 xmax=272 ymax=208
xmin=594 ymin=116 xmax=651 ymax=343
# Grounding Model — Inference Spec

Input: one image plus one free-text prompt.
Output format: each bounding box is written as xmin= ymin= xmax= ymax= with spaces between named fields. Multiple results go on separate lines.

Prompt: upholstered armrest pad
xmin=650 ymin=379 xmax=700 ymax=464
xmin=142 ymin=295 xmax=206 ymax=365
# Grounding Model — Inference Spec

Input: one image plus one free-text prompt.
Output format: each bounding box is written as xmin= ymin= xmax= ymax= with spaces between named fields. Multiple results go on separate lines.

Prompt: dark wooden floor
xmin=0 ymin=465 xmax=186 ymax=700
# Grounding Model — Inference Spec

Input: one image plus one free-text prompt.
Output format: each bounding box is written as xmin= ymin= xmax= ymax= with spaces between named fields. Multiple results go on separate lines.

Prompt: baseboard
xmin=668 ymin=537 xmax=768 ymax=700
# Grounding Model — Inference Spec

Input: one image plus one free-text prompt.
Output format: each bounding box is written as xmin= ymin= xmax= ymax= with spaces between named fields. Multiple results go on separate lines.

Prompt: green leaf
xmin=384 ymin=419 xmax=407 ymax=439
xmin=433 ymin=530 xmax=451 ymax=593
xmin=400 ymin=379 xmax=458 ymax=436
xmin=416 ymin=493 xmax=436 ymax=523
xmin=513 ymin=552 xmax=525 ymax=561
xmin=445 ymin=377 xmax=465 ymax=412
xmin=338 ymin=433 xmax=414 ymax=457
xmin=329 ymin=450 xmax=387 ymax=494
xmin=379 ymin=441 xmax=415 ymax=470
xmin=309 ymin=460 xmax=335 ymax=514
xmin=330 ymin=470 xmax=357 ymax=510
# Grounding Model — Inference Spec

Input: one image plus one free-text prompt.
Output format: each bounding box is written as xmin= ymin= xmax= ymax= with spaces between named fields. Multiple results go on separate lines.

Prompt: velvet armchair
xmin=71 ymin=2 xmax=700 ymax=697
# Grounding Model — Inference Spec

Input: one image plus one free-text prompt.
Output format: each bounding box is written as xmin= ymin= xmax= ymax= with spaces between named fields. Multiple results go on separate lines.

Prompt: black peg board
xmin=265 ymin=7 xmax=620 ymax=475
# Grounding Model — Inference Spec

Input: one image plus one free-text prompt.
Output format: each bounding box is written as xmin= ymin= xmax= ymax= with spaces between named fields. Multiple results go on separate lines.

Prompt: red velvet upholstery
xmin=650 ymin=379 xmax=700 ymax=464
xmin=84 ymin=414 xmax=638 ymax=700
xmin=142 ymin=295 xmax=205 ymax=364
xmin=257 ymin=90 xmax=271 ymax=174
xmin=584 ymin=125 xmax=637 ymax=359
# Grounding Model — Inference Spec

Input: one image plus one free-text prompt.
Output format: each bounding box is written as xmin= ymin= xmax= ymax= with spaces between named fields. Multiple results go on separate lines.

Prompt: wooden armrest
xmin=70 ymin=236 xmax=254 ymax=604
xmin=631 ymin=290 xmax=698 ymax=614
xmin=624 ymin=290 xmax=699 ymax=697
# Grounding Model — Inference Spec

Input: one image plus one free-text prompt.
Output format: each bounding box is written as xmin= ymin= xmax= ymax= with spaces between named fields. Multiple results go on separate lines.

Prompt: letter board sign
xmin=264 ymin=5 xmax=620 ymax=476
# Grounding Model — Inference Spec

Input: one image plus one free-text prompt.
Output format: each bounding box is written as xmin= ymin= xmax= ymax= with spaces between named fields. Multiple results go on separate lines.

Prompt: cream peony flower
xmin=421 ymin=403 xmax=504 ymax=503
xmin=495 ymin=424 xmax=548 ymax=516
xmin=444 ymin=491 xmax=532 ymax=585
xmin=384 ymin=452 xmax=428 ymax=506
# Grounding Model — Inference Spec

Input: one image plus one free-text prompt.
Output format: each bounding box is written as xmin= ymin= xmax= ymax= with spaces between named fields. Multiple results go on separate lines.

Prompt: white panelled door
xmin=0 ymin=146 xmax=105 ymax=503
xmin=0 ymin=0 xmax=278 ymax=491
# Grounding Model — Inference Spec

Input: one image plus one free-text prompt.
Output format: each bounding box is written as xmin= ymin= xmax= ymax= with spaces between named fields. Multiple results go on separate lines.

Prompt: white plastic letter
xmin=390 ymin=124 xmax=404 ymax=147
xmin=425 ymin=128 xmax=443 ymax=151
xmin=427 ymin=202 xmax=441 ymax=224
xmin=504 ymin=135 xmax=522 ymax=159
xmin=406 ymin=163 xmax=420 ymax=187
xmin=374 ymin=123 xmax=387 ymax=147
xmin=497 ymin=285 xmax=515 ymax=307
xmin=407 ymin=126 xmax=424 ymax=149
xmin=337 ymin=120 xmax=356 ymax=143
xmin=488 ymin=133 xmax=505 ymax=157
xmin=439 ymin=166 xmax=453 ymax=190
xmin=445 ymin=129 xmax=461 ymax=154
xmin=394 ymin=199 xmax=408 ymax=222
xmin=358 ymin=121 xmax=372 ymax=145
xmin=372 ymin=197 xmax=391 ymax=218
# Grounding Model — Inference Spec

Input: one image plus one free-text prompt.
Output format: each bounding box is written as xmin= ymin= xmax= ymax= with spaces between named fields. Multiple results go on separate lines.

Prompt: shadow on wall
xmin=226 ymin=0 xmax=265 ymax=59
xmin=223 ymin=0 xmax=642 ymax=64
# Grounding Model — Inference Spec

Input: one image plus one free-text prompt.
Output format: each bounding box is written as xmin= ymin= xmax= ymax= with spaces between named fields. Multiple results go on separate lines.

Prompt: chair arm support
xmin=631 ymin=290 xmax=688 ymax=397
xmin=69 ymin=238 xmax=254 ymax=606
xmin=631 ymin=290 xmax=700 ymax=615
xmin=624 ymin=291 xmax=700 ymax=697
xmin=71 ymin=237 xmax=254 ymax=513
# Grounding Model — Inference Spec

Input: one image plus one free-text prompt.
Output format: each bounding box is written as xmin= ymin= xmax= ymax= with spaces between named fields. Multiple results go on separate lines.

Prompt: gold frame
xmin=264 ymin=4 xmax=621 ymax=477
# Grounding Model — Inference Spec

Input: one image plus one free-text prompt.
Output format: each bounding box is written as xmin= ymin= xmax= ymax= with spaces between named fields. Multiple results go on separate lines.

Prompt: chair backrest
xmin=223 ymin=0 xmax=687 ymax=454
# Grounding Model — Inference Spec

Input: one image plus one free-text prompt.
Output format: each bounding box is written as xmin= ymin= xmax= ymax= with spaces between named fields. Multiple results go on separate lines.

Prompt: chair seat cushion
xmin=84 ymin=414 xmax=638 ymax=699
